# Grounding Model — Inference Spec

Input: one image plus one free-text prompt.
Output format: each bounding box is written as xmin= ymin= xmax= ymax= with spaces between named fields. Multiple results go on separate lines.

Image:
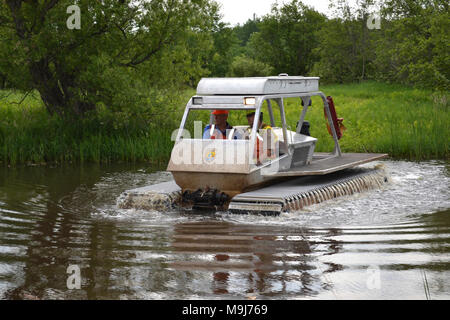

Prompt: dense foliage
xmin=239 ymin=0 xmax=448 ymax=90
xmin=1 ymin=0 xmax=448 ymax=115
xmin=0 ymin=0 xmax=219 ymax=117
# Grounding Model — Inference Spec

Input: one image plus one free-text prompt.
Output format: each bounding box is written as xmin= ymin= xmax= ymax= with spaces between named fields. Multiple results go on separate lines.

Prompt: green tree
xmin=234 ymin=18 xmax=260 ymax=46
xmin=374 ymin=0 xmax=449 ymax=89
xmin=247 ymin=0 xmax=326 ymax=76
xmin=0 ymin=0 xmax=219 ymax=117
xmin=208 ymin=21 xmax=240 ymax=77
xmin=311 ymin=0 xmax=379 ymax=83
xmin=227 ymin=55 xmax=274 ymax=77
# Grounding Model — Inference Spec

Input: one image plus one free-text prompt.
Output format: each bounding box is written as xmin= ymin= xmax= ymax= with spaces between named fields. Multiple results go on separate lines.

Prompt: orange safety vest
xmin=248 ymin=124 xmax=276 ymax=163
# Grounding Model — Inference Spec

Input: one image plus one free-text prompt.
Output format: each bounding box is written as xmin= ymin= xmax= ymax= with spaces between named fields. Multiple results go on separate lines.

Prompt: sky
xmin=217 ymin=0 xmax=357 ymax=25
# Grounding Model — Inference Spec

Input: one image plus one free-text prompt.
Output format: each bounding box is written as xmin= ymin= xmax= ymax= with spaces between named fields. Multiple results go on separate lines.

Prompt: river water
xmin=0 ymin=160 xmax=448 ymax=300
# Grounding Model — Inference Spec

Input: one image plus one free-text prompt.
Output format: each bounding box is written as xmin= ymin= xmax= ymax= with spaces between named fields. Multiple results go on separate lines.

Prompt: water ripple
xmin=0 ymin=161 xmax=448 ymax=299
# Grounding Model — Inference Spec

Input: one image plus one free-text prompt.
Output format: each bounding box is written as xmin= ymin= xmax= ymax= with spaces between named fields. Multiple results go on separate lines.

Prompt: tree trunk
xmin=29 ymin=59 xmax=95 ymax=117
xmin=30 ymin=59 xmax=65 ymax=116
xmin=0 ymin=73 xmax=6 ymax=89
xmin=7 ymin=0 xmax=95 ymax=118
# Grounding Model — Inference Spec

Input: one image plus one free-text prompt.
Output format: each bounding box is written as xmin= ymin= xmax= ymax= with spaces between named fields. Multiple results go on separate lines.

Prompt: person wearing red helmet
xmin=203 ymin=110 xmax=239 ymax=140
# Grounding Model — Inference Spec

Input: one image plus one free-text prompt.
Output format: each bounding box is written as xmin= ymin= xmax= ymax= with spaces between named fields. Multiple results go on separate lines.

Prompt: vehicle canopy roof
xmin=196 ymin=76 xmax=320 ymax=96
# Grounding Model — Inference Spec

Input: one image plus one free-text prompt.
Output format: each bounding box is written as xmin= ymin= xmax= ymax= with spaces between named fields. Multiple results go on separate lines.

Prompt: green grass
xmin=0 ymin=90 xmax=185 ymax=166
xmin=293 ymin=82 xmax=449 ymax=160
xmin=0 ymin=81 xmax=448 ymax=166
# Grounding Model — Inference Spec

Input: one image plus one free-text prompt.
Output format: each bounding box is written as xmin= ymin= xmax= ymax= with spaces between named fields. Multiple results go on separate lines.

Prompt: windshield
xmin=181 ymin=109 xmax=255 ymax=140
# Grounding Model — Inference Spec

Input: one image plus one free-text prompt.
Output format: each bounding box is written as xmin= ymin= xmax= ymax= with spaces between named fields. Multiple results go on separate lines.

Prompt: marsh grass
xmin=0 ymin=90 xmax=183 ymax=166
xmin=283 ymin=82 xmax=449 ymax=160
xmin=0 ymin=82 xmax=448 ymax=166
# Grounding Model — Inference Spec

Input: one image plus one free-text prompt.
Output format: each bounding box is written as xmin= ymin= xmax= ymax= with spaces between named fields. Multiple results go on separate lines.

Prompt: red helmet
xmin=212 ymin=110 xmax=229 ymax=115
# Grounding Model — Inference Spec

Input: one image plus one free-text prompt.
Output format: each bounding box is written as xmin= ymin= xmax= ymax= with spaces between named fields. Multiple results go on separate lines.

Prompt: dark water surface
xmin=0 ymin=161 xmax=449 ymax=300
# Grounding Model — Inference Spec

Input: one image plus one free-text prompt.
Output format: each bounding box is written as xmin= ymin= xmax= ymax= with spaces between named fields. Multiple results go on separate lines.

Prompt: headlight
xmin=244 ymin=97 xmax=256 ymax=105
xmin=192 ymin=97 xmax=203 ymax=105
